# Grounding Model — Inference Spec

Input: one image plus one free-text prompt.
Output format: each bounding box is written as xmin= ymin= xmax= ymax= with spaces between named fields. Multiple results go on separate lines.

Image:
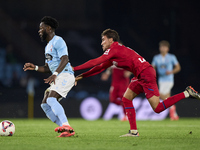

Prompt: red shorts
xmin=128 ymin=66 xmax=160 ymax=99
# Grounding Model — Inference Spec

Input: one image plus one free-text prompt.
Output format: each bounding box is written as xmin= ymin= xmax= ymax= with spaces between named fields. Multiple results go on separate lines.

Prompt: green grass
xmin=0 ymin=118 xmax=200 ymax=150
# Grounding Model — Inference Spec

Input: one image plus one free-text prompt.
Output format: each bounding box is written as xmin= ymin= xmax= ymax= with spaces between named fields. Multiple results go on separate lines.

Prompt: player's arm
xmin=173 ymin=63 xmax=181 ymax=74
xmin=166 ymin=55 xmax=181 ymax=75
xmin=166 ymin=63 xmax=181 ymax=75
xmin=75 ymin=61 xmax=112 ymax=85
xmin=151 ymin=56 xmax=156 ymax=70
xmin=74 ymin=49 xmax=114 ymax=71
xmin=101 ymin=67 xmax=112 ymax=81
xmin=54 ymin=55 xmax=69 ymax=74
xmin=124 ymin=71 xmax=132 ymax=78
xmin=23 ymin=62 xmax=51 ymax=73
xmin=44 ymin=55 xmax=69 ymax=84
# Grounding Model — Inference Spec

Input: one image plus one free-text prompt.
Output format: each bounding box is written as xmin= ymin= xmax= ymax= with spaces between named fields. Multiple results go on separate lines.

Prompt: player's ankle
xmin=130 ymin=129 xmax=138 ymax=134
xmin=183 ymin=91 xmax=189 ymax=98
xmin=62 ymin=122 xmax=70 ymax=126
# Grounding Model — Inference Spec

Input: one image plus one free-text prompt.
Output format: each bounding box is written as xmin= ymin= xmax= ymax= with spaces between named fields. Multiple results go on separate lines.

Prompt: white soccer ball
xmin=0 ymin=120 xmax=15 ymax=136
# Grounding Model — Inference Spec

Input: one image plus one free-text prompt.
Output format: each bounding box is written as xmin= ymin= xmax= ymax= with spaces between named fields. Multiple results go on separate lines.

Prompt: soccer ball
xmin=0 ymin=120 xmax=15 ymax=136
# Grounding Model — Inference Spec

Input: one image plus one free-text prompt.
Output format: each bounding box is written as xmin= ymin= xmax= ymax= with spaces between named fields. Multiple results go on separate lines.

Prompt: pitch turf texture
xmin=0 ymin=118 xmax=200 ymax=150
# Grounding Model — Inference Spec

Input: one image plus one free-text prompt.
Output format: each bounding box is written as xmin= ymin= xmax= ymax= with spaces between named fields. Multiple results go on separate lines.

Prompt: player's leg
xmin=143 ymin=67 xmax=200 ymax=113
xmin=109 ymin=85 xmax=126 ymax=119
xmin=148 ymin=86 xmax=200 ymax=113
xmin=46 ymin=90 xmax=70 ymax=126
xmin=120 ymin=88 xmax=139 ymax=137
xmin=46 ymin=90 xmax=75 ymax=137
xmin=119 ymin=85 xmax=129 ymax=121
xmin=40 ymin=89 xmax=62 ymax=126
xmin=159 ymin=82 xmax=179 ymax=120
xmin=49 ymin=73 xmax=75 ymax=137
xmin=120 ymin=78 xmax=143 ymax=137
xmin=109 ymin=85 xmax=123 ymax=105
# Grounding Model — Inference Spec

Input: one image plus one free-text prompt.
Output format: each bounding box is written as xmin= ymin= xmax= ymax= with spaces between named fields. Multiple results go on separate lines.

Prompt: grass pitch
xmin=0 ymin=118 xmax=200 ymax=150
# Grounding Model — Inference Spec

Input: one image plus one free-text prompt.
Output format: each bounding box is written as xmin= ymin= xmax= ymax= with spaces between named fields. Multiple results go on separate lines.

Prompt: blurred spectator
xmin=2 ymin=44 xmax=24 ymax=87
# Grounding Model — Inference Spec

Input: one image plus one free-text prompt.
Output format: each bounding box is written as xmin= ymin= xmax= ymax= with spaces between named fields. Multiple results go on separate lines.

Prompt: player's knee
xmin=153 ymin=108 xmax=161 ymax=114
xmin=42 ymin=98 xmax=47 ymax=104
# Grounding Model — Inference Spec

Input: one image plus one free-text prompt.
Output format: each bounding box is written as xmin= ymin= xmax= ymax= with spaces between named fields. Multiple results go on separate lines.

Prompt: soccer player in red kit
xmin=101 ymin=66 xmax=131 ymax=120
xmin=74 ymin=29 xmax=200 ymax=137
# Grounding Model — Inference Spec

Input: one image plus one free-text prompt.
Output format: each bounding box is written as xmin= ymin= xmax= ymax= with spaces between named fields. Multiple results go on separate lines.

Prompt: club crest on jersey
xmin=112 ymin=61 xmax=118 ymax=66
xmin=104 ymin=49 xmax=110 ymax=55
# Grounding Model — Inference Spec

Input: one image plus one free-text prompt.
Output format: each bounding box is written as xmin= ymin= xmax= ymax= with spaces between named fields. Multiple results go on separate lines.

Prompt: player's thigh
xmin=123 ymin=88 xmax=138 ymax=100
xmin=48 ymin=90 xmax=62 ymax=99
xmin=160 ymin=93 xmax=170 ymax=100
xmin=42 ymin=88 xmax=50 ymax=103
xmin=148 ymin=95 xmax=160 ymax=110
xmin=125 ymin=77 xmax=143 ymax=100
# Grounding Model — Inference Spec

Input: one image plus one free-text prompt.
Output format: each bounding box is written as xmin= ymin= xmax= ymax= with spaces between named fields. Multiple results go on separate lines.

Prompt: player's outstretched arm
xmin=75 ymin=61 xmax=112 ymax=86
xmin=101 ymin=67 xmax=111 ymax=81
xmin=82 ymin=60 xmax=112 ymax=78
xmin=74 ymin=54 xmax=111 ymax=71
xmin=23 ymin=63 xmax=51 ymax=73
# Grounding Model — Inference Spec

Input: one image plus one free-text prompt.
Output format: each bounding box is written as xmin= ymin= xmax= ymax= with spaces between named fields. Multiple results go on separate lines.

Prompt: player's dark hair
xmin=41 ymin=16 xmax=59 ymax=30
xmin=159 ymin=40 xmax=170 ymax=48
xmin=101 ymin=29 xmax=120 ymax=42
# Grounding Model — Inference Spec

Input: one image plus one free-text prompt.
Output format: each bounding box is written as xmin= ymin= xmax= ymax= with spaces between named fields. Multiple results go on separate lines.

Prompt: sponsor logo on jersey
xmin=45 ymin=54 xmax=53 ymax=62
xmin=104 ymin=49 xmax=110 ymax=55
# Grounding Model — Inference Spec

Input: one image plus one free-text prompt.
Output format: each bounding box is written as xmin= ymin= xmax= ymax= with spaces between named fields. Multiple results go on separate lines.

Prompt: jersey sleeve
xmin=82 ymin=60 xmax=113 ymax=78
xmin=54 ymin=38 xmax=68 ymax=58
xmin=74 ymin=48 xmax=114 ymax=71
xmin=172 ymin=55 xmax=179 ymax=65
xmin=151 ymin=56 xmax=157 ymax=67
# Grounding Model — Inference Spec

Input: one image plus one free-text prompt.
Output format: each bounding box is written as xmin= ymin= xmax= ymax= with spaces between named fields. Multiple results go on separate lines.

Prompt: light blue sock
xmin=41 ymin=103 xmax=62 ymax=126
xmin=47 ymin=97 xmax=68 ymax=125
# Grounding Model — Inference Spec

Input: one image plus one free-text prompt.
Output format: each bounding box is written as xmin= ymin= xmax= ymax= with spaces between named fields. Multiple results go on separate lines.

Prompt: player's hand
xmin=75 ymin=74 xmax=83 ymax=86
xmin=101 ymin=73 xmax=109 ymax=81
xmin=23 ymin=63 xmax=35 ymax=71
xmin=166 ymin=71 xmax=173 ymax=75
xmin=44 ymin=75 xmax=57 ymax=85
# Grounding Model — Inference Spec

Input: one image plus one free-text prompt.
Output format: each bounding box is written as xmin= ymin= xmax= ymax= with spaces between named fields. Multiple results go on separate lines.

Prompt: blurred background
xmin=0 ymin=0 xmax=200 ymax=119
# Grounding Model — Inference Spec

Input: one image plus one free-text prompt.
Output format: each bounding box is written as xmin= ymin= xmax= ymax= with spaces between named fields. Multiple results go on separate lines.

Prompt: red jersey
xmin=111 ymin=67 xmax=129 ymax=86
xmin=74 ymin=42 xmax=151 ymax=78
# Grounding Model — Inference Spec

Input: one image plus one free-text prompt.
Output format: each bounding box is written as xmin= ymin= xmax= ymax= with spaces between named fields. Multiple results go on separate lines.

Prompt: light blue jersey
xmin=45 ymin=35 xmax=74 ymax=74
xmin=152 ymin=53 xmax=178 ymax=82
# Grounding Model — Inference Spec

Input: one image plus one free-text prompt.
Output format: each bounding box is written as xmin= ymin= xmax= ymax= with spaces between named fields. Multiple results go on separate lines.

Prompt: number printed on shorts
xmin=138 ymin=58 xmax=146 ymax=63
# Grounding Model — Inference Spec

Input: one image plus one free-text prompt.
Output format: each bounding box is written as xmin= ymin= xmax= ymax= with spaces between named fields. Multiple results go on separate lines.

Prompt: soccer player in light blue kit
xmin=23 ymin=16 xmax=75 ymax=137
xmin=152 ymin=40 xmax=181 ymax=120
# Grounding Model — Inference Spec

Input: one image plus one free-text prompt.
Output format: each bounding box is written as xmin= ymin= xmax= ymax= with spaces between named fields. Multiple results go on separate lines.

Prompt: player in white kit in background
xmin=23 ymin=16 xmax=75 ymax=137
xmin=152 ymin=40 xmax=181 ymax=120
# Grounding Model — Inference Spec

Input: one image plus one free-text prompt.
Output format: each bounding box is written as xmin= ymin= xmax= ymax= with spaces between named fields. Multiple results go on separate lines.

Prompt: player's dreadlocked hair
xmin=101 ymin=29 xmax=120 ymax=42
xmin=41 ymin=16 xmax=59 ymax=30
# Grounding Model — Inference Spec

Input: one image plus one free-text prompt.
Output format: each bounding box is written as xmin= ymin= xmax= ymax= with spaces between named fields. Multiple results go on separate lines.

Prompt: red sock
xmin=122 ymin=97 xmax=137 ymax=130
xmin=154 ymin=92 xmax=185 ymax=113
